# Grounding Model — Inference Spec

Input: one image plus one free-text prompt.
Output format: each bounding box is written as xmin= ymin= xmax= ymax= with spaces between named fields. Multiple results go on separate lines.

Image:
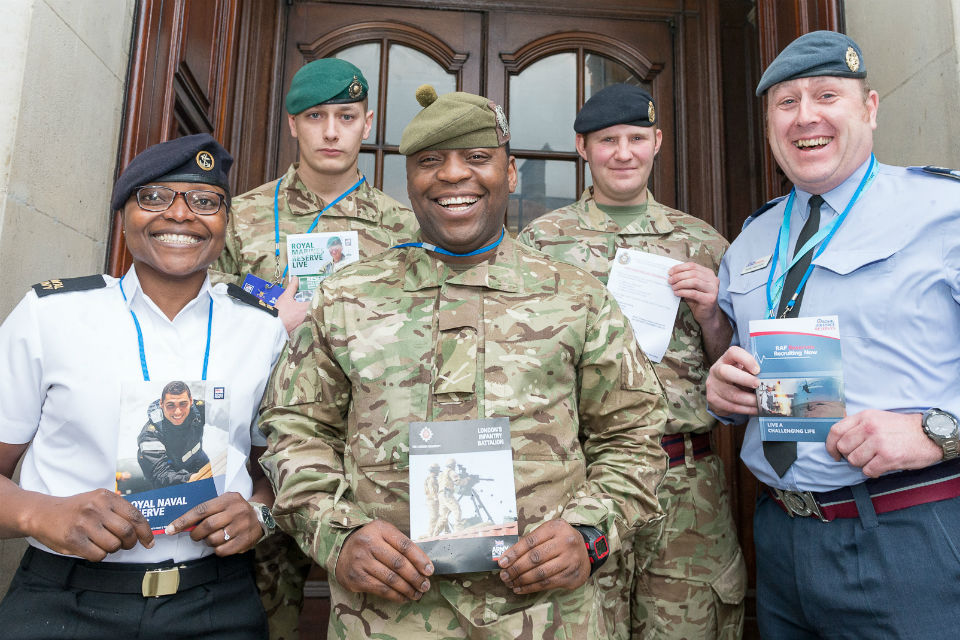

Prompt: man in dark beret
xmin=708 ymin=30 xmax=960 ymax=637
xmin=212 ymin=57 xmax=420 ymax=640
xmin=518 ymin=82 xmax=745 ymax=639
xmin=259 ymin=86 xmax=669 ymax=638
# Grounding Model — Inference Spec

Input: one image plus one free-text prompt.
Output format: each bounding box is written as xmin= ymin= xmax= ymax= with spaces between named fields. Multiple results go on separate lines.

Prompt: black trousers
xmin=0 ymin=548 xmax=267 ymax=640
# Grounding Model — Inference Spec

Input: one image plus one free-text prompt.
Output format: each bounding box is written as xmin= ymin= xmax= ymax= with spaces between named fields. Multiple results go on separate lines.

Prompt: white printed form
xmin=605 ymin=248 xmax=682 ymax=363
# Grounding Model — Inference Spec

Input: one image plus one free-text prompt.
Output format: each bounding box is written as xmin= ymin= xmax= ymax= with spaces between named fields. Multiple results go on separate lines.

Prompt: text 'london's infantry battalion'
xmin=4 ymin=22 xmax=960 ymax=640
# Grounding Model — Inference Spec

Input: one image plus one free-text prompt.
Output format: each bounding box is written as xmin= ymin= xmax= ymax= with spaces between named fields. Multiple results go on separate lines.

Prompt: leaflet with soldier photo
xmin=749 ymin=315 xmax=846 ymax=442
xmin=115 ymin=380 xmax=230 ymax=532
xmin=409 ymin=417 xmax=519 ymax=574
xmin=286 ymin=230 xmax=360 ymax=301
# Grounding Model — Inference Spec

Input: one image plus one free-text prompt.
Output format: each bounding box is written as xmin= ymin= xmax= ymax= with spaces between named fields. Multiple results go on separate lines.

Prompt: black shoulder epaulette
xmin=910 ymin=165 xmax=960 ymax=181
xmin=226 ymin=283 xmax=279 ymax=317
xmin=32 ymin=275 xmax=107 ymax=298
xmin=742 ymin=196 xmax=787 ymax=232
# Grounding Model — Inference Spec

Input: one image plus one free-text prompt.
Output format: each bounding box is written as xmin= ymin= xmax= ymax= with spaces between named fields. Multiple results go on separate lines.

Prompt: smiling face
xmin=577 ymin=124 xmax=662 ymax=206
xmin=405 ymin=146 xmax=517 ymax=263
xmin=288 ymin=102 xmax=373 ymax=181
xmin=162 ymin=390 xmax=192 ymax=426
xmin=766 ymin=76 xmax=878 ymax=194
xmin=122 ymin=180 xmax=227 ymax=282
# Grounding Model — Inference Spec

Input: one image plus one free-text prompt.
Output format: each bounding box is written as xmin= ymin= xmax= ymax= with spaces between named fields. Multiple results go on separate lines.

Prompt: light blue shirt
xmin=718 ymin=158 xmax=960 ymax=491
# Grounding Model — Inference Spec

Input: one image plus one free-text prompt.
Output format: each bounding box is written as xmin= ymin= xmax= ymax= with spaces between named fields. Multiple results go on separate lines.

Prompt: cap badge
xmin=196 ymin=150 xmax=215 ymax=171
xmin=348 ymin=76 xmax=363 ymax=99
xmin=648 ymin=100 xmax=656 ymax=124
xmin=845 ymin=46 xmax=860 ymax=72
xmin=493 ymin=104 xmax=510 ymax=137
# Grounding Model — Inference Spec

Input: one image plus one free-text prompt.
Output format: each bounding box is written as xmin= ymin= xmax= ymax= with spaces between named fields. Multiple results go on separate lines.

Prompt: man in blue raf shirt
xmin=707 ymin=30 xmax=960 ymax=639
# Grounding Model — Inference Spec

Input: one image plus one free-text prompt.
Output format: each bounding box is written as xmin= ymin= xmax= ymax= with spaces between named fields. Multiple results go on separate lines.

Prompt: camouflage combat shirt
xmin=259 ymin=236 xmax=668 ymax=638
xmin=518 ymin=188 xmax=729 ymax=436
xmin=213 ymin=163 xmax=420 ymax=284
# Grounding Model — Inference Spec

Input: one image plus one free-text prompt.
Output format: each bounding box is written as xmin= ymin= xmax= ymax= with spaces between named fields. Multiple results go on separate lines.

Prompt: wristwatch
xmin=573 ymin=525 xmax=609 ymax=576
xmin=922 ymin=408 xmax=960 ymax=460
xmin=249 ymin=501 xmax=276 ymax=541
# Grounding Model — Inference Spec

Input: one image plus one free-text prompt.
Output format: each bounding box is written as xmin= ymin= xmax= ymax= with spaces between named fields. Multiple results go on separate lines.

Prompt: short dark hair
xmin=161 ymin=381 xmax=192 ymax=402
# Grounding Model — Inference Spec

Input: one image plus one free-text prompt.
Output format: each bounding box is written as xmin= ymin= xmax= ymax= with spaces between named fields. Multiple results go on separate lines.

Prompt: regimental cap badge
xmin=419 ymin=426 xmax=433 ymax=442
xmin=494 ymin=103 xmax=510 ymax=138
xmin=648 ymin=100 xmax=656 ymax=124
xmin=348 ymin=75 xmax=363 ymax=100
xmin=196 ymin=150 xmax=215 ymax=171
xmin=845 ymin=46 xmax=860 ymax=72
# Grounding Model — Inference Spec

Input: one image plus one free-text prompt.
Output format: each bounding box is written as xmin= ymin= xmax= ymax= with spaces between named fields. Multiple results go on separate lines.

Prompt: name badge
xmin=741 ymin=254 xmax=771 ymax=274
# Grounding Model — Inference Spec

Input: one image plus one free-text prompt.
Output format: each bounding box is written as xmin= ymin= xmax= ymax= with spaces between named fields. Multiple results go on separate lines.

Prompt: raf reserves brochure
xmin=116 ymin=380 xmax=229 ymax=532
xmin=749 ymin=316 xmax=846 ymax=442
xmin=409 ymin=418 xmax=519 ymax=574
xmin=286 ymin=230 xmax=360 ymax=301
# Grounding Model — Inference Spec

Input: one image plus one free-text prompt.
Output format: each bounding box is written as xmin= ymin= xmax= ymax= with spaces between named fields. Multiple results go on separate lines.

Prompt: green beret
xmin=756 ymin=30 xmax=866 ymax=96
xmin=574 ymin=84 xmax=656 ymax=133
xmin=285 ymin=58 xmax=368 ymax=114
xmin=399 ymin=86 xmax=510 ymax=156
xmin=327 ymin=236 xmax=342 ymax=247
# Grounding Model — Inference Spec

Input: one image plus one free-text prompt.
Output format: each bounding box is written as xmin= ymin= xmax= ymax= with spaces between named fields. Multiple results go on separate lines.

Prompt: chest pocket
xmin=433 ymin=296 xmax=478 ymax=405
xmin=812 ymin=248 xmax=898 ymax=338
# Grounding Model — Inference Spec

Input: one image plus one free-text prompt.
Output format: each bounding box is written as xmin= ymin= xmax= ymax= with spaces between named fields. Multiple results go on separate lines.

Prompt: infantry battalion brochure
xmin=409 ymin=418 xmax=519 ymax=574
xmin=749 ymin=315 xmax=845 ymax=442
xmin=286 ymin=230 xmax=360 ymax=301
xmin=605 ymin=248 xmax=682 ymax=363
xmin=116 ymin=380 xmax=229 ymax=532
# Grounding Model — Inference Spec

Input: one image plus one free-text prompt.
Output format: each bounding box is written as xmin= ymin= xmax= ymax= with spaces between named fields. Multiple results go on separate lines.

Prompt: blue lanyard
xmin=119 ymin=276 xmax=213 ymax=382
xmin=765 ymin=155 xmax=878 ymax=318
xmin=273 ymin=175 xmax=366 ymax=283
xmin=393 ymin=228 xmax=506 ymax=257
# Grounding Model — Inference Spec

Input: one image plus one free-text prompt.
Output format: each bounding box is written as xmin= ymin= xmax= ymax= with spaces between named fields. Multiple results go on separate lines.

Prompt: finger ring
xmin=223 ymin=530 xmax=231 ymax=542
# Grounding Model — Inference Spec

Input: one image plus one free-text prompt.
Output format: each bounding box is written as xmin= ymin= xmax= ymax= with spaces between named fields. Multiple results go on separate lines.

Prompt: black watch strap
xmin=573 ymin=525 xmax=609 ymax=576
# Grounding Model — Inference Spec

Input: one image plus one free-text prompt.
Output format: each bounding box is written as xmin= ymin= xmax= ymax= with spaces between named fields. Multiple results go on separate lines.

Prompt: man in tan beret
xmin=258 ymin=86 xmax=669 ymax=638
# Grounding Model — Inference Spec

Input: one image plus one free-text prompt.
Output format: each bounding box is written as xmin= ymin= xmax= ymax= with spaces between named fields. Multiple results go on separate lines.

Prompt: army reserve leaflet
xmin=409 ymin=418 xmax=519 ymax=574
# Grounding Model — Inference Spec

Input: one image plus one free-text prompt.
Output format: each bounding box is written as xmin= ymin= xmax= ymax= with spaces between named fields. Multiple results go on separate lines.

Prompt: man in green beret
xmin=518 ymin=83 xmax=745 ymax=639
xmin=259 ymin=86 xmax=670 ymax=638
xmin=212 ymin=58 xmax=419 ymax=640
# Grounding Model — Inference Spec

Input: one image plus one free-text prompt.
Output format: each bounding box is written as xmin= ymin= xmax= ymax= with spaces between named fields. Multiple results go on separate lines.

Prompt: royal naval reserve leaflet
xmin=749 ymin=315 xmax=846 ymax=442
xmin=116 ymin=380 xmax=229 ymax=532
xmin=409 ymin=418 xmax=519 ymax=574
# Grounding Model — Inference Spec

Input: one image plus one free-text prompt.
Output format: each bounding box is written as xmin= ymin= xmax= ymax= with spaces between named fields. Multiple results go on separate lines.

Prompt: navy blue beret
xmin=111 ymin=133 xmax=233 ymax=211
xmin=756 ymin=30 xmax=867 ymax=96
xmin=574 ymin=84 xmax=657 ymax=134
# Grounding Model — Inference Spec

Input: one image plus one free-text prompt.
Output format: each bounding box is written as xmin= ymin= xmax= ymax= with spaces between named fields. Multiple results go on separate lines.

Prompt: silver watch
xmin=249 ymin=501 xmax=276 ymax=541
xmin=922 ymin=408 xmax=960 ymax=460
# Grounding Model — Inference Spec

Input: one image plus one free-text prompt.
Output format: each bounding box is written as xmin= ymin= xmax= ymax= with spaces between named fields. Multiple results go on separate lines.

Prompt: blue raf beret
xmin=285 ymin=59 xmax=368 ymax=114
xmin=111 ymin=134 xmax=233 ymax=211
xmin=756 ymin=30 xmax=867 ymax=96
xmin=574 ymin=84 xmax=657 ymax=134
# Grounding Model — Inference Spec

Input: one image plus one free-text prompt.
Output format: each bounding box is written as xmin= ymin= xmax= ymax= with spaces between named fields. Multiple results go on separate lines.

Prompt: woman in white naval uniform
xmin=0 ymin=134 xmax=287 ymax=639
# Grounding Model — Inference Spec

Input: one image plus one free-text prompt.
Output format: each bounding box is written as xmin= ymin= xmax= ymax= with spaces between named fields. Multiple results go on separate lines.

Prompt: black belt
xmin=21 ymin=546 xmax=254 ymax=597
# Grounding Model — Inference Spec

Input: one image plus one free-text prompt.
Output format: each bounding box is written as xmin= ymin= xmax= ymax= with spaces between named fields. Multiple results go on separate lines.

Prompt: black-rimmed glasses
xmin=136 ymin=185 xmax=225 ymax=215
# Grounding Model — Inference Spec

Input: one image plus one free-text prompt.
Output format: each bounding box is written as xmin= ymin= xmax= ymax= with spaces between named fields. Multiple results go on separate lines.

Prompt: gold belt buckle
xmin=142 ymin=566 xmax=180 ymax=597
xmin=774 ymin=488 xmax=828 ymax=522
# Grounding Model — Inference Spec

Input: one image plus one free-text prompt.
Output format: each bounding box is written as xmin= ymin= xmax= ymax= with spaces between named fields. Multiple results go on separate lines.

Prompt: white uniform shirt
xmin=0 ymin=266 xmax=287 ymax=562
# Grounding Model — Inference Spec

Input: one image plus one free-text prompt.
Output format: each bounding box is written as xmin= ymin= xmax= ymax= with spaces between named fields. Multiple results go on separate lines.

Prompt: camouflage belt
xmin=661 ymin=432 xmax=712 ymax=468
xmin=767 ymin=457 xmax=960 ymax=522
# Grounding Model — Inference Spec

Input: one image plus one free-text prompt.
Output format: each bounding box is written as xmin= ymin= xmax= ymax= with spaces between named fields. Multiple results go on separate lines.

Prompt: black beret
xmin=111 ymin=133 xmax=233 ymax=211
xmin=756 ymin=30 xmax=867 ymax=96
xmin=573 ymin=84 xmax=657 ymax=134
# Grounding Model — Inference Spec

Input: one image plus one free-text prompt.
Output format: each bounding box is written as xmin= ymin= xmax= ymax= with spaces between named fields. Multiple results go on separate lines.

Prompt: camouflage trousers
xmin=596 ymin=447 xmax=746 ymax=640
xmin=326 ymin=568 xmax=611 ymax=639
xmin=255 ymin=530 xmax=314 ymax=640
